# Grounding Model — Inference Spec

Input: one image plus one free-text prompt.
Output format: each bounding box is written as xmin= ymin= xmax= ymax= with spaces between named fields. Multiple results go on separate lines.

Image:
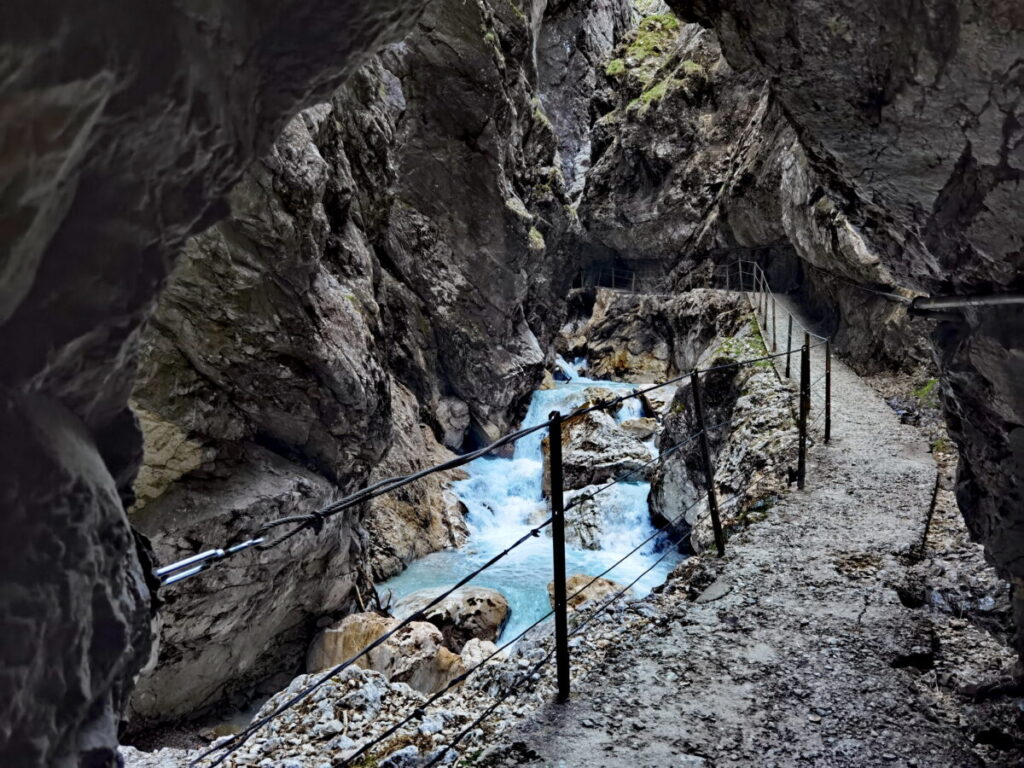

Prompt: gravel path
xmin=487 ymin=294 xmax=994 ymax=767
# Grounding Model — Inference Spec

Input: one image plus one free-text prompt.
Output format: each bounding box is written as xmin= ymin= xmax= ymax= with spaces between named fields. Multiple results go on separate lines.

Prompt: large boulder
xmin=620 ymin=417 xmax=658 ymax=440
xmin=649 ymin=332 xmax=796 ymax=553
xmin=549 ymin=574 xmax=631 ymax=610
xmin=562 ymin=489 xmax=607 ymax=551
xmin=542 ymin=409 xmax=653 ymax=493
xmin=391 ymin=587 xmax=510 ymax=652
xmin=306 ymin=613 xmax=465 ymax=695
xmin=459 ymin=638 xmax=504 ymax=669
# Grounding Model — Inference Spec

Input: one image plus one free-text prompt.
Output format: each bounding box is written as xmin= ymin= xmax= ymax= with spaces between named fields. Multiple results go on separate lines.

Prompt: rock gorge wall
xmin=0 ymin=1 xmax=433 ymax=765
xmin=664 ymin=0 xmax=1024 ymax=656
xmin=127 ymin=0 xmax=632 ymax=729
xmin=1 ymin=1 xmax=1022 ymax=765
xmin=578 ymin=8 xmax=933 ymax=373
xmin=576 ymin=0 xmax=1022 ymax=657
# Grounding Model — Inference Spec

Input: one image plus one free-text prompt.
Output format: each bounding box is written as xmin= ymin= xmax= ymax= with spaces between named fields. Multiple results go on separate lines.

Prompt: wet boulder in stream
xmin=542 ymin=409 xmax=653 ymax=493
xmin=549 ymin=574 xmax=632 ymax=610
xmin=391 ymin=586 xmax=510 ymax=652
xmin=306 ymin=613 xmax=465 ymax=695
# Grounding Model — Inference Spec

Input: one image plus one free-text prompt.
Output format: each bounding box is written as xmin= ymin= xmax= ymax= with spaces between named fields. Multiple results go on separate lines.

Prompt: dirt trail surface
xmin=485 ymin=295 xmax=1013 ymax=768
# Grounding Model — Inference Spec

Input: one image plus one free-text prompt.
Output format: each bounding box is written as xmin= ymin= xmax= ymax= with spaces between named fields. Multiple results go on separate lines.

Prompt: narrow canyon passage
xmin=498 ymin=298 xmax=1001 ymax=767
xmin=4 ymin=0 xmax=1022 ymax=765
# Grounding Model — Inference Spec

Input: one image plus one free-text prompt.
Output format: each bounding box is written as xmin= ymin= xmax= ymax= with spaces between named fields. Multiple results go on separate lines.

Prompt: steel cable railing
xmin=336 ymin=486 xmax=719 ymax=767
xmin=419 ymin=481 xmax=763 ymax=768
xmin=192 ymin=406 xmax=772 ymax=768
xmin=169 ymin=257 xmax=830 ymax=768
xmin=157 ymin=348 xmax=803 ymax=589
xmin=726 ymin=259 xmax=833 ymax=448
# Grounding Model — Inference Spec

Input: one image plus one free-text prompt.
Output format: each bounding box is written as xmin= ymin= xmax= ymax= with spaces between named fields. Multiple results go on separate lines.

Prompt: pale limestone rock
xmin=391 ymin=587 xmax=509 ymax=652
xmin=543 ymin=409 xmax=652 ymax=492
xmin=620 ymin=416 xmax=658 ymax=440
xmin=549 ymin=574 xmax=632 ymax=610
xmin=306 ymin=613 xmax=466 ymax=695
xmin=130 ymin=407 xmax=213 ymax=509
xmin=459 ymin=638 xmax=504 ymax=669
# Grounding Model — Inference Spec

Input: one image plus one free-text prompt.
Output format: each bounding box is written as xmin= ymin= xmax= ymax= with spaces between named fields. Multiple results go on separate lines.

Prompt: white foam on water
xmin=378 ymin=357 xmax=682 ymax=641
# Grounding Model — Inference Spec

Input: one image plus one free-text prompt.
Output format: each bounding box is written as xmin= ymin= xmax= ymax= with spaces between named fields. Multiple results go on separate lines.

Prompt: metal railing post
xmin=547 ymin=411 xmax=571 ymax=702
xmin=761 ymin=274 xmax=768 ymax=324
xmin=797 ymin=333 xmax=810 ymax=490
xmin=825 ymin=339 xmax=832 ymax=443
xmin=771 ymin=295 xmax=777 ymax=351
xmin=690 ymin=373 xmax=726 ymax=557
xmin=785 ymin=315 xmax=793 ymax=378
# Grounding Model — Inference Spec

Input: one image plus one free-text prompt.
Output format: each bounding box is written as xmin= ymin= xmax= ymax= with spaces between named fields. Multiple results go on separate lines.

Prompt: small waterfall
xmin=378 ymin=363 xmax=682 ymax=640
xmin=553 ymin=354 xmax=582 ymax=381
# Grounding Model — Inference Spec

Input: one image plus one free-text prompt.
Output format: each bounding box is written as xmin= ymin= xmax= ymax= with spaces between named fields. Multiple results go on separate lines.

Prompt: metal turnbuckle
xmin=155 ymin=538 xmax=265 ymax=586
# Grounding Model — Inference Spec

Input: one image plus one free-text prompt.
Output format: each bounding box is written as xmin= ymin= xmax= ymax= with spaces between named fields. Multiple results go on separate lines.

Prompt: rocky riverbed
xmin=122 ymin=291 xmax=804 ymax=767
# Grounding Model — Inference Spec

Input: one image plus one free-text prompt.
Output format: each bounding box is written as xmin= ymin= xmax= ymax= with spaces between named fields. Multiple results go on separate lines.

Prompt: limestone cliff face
xmin=0 ymin=1 xmax=429 ymax=765
xmin=580 ymin=10 xmax=932 ymax=373
xmin=128 ymin=0 xmax=630 ymax=726
xmin=535 ymin=0 xmax=633 ymax=197
xmin=664 ymin=0 xmax=1024 ymax=654
xmin=2 ymin=0 xmax=1021 ymax=762
xmin=581 ymin=14 xmax=764 ymax=265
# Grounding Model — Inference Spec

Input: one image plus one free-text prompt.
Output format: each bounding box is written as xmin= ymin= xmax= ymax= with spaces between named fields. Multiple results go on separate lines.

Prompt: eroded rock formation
xmin=2 ymin=0 xmax=1023 ymax=763
xmin=127 ymin=0 xmax=632 ymax=729
xmin=0 ymin=1 xmax=430 ymax=765
xmin=663 ymin=0 xmax=1024 ymax=655
xmin=649 ymin=326 xmax=797 ymax=552
xmin=391 ymin=587 xmax=510 ymax=652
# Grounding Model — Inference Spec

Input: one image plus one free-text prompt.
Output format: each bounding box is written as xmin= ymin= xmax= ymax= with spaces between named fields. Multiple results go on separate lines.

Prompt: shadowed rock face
xmin=536 ymin=0 xmax=633 ymax=196
xmin=581 ymin=13 xmax=932 ymax=373
xmin=1 ymin=0 xmax=1022 ymax=763
xmin=0 ymin=1 xmax=429 ymax=764
xmin=126 ymin=0 xmax=632 ymax=729
xmin=665 ymin=0 xmax=1024 ymax=653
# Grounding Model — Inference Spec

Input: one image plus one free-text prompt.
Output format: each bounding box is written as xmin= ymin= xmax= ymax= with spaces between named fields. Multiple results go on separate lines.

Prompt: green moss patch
xmin=527 ymin=226 xmax=546 ymax=252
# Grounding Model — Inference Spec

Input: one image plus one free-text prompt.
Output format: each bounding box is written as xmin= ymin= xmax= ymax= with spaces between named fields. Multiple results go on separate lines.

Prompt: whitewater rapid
xmin=378 ymin=358 xmax=682 ymax=641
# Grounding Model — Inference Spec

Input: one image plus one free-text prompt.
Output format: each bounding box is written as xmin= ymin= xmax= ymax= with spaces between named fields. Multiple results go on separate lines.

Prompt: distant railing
xmin=160 ymin=260 xmax=832 ymax=768
xmin=705 ymin=260 xmax=832 ymax=447
xmin=575 ymin=266 xmax=668 ymax=293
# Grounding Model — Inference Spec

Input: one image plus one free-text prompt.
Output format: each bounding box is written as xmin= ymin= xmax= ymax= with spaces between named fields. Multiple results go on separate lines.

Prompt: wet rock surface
xmin=543 ymin=409 xmax=653 ymax=493
xmin=577 ymin=288 xmax=749 ymax=381
xmin=392 ymin=587 xmax=510 ymax=653
xmin=650 ymin=317 xmax=797 ymax=553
